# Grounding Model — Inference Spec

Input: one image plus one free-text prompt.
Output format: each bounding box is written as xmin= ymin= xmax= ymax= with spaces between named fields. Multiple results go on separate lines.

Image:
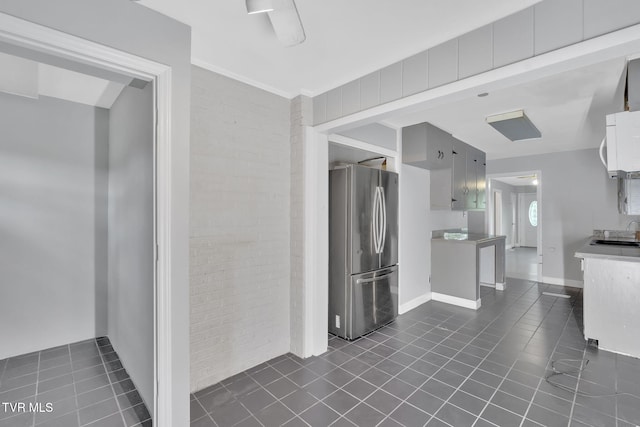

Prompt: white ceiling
xmin=138 ymin=0 xmax=541 ymax=97
xmin=385 ymin=57 xmax=628 ymax=160
xmin=0 ymin=51 xmax=125 ymax=108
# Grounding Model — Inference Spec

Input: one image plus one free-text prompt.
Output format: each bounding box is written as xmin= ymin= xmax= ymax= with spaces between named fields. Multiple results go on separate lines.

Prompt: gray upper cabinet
xmin=451 ymin=141 xmax=467 ymax=211
xmin=403 ymin=122 xmax=486 ymax=211
xmin=465 ymin=147 xmax=486 ymax=211
xmin=402 ymin=122 xmax=453 ymax=170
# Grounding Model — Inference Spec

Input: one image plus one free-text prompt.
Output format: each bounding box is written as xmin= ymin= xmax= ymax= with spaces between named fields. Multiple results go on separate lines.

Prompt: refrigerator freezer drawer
xmin=329 ymin=266 xmax=398 ymax=340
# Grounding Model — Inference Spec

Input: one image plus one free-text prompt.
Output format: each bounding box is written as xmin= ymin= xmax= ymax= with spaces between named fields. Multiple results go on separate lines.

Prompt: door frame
xmin=487 ymin=171 xmax=542 ymax=282
xmin=493 ymin=189 xmax=503 ymax=236
xmin=0 ymin=13 xmax=174 ymax=425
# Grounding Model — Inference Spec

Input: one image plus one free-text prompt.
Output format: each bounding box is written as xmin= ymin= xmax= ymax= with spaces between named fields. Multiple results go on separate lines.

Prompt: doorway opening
xmin=0 ymin=13 xmax=175 ymax=425
xmin=488 ymin=172 xmax=541 ymax=282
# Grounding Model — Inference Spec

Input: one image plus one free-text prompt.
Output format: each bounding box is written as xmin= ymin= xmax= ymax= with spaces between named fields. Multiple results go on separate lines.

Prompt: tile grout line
xmin=30 ymin=348 xmax=42 ymax=427
xmin=330 ymin=282 xmax=540 ymax=426
xmin=402 ymin=282 xmax=542 ymax=426
xmin=517 ymin=293 xmax=579 ymax=427
xmin=420 ymin=282 xmax=547 ymax=426
xmin=191 ymin=282 xmax=593 ymax=427
xmin=367 ymin=281 xmax=541 ymax=426
xmin=470 ymin=284 xmax=562 ymax=426
xmin=69 ymin=344 xmax=82 ymax=427
xmin=94 ymin=339 xmax=128 ymax=427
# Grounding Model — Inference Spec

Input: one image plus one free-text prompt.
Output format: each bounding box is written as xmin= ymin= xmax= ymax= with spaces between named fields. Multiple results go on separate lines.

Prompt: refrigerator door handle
xmin=373 ymin=186 xmax=385 ymax=254
xmin=373 ymin=187 xmax=379 ymax=253
xmin=356 ymin=270 xmax=395 ymax=284
xmin=380 ymin=188 xmax=387 ymax=251
xmin=373 ymin=187 xmax=387 ymax=254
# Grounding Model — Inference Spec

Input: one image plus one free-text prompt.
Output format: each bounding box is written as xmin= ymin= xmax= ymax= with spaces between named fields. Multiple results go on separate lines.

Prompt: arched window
xmin=528 ymin=201 xmax=538 ymax=227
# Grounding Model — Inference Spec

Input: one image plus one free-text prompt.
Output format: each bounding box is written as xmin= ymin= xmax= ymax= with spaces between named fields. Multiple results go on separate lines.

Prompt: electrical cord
xmin=545 ymin=358 xmax=637 ymax=398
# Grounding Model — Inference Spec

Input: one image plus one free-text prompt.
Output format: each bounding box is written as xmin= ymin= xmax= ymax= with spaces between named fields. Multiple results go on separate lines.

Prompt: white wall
xmin=190 ymin=66 xmax=291 ymax=392
xmin=0 ymin=94 xmax=108 ymax=360
xmin=399 ymin=165 xmax=431 ymax=311
xmin=107 ymin=85 xmax=154 ymax=411
xmin=0 ymin=2 xmax=192 ymax=422
xmin=488 ymin=148 xmax=639 ymax=285
xmin=398 ymin=166 xmax=470 ymax=311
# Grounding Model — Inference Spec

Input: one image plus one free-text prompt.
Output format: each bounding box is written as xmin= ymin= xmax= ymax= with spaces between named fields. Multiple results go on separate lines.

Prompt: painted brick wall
xmin=190 ymin=66 xmax=291 ymax=392
xmin=289 ymin=95 xmax=312 ymax=356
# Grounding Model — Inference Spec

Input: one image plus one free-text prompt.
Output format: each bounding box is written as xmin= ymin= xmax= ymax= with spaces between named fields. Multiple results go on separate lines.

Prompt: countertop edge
xmin=575 ymin=239 xmax=640 ymax=262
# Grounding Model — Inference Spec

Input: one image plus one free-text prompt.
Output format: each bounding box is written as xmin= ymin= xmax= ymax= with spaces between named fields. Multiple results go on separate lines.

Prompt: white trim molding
xmin=496 ymin=282 xmax=506 ymax=291
xmin=328 ymin=134 xmax=398 ymax=159
xmin=431 ymin=293 xmax=482 ymax=310
xmin=191 ymin=57 xmax=295 ymax=99
xmin=542 ymin=276 xmax=584 ymax=289
xmin=0 ymin=12 xmax=176 ymax=426
xmin=399 ymin=293 xmax=432 ymax=314
xmin=303 ymin=128 xmax=329 ymax=357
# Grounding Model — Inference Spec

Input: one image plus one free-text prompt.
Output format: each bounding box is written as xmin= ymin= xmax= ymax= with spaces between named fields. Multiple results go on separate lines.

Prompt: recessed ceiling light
xmin=477 ymin=92 xmax=489 ymax=97
xmin=486 ymin=110 xmax=541 ymax=141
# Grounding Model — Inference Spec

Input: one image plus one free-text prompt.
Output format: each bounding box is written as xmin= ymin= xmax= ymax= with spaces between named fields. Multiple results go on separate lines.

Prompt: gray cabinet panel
xmin=493 ymin=8 xmax=534 ymax=68
xmin=380 ymin=62 xmax=402 ymax=104
xmin=534 ymin=0 xmax=583 ymax=55
xmin=360 ymin=71 xmax=380 ymax=110
xmin=459 ymin=25 xmax=493 ymax=79
xmin=476 ymin=154 xmax=486 ymax=210
xmin=430 ymin=169 xmax=453 ymax=210
xmin=326 ymin=87 xmax=342 ymax=121
xmin=584 ymin=0 xmax=640 ymax=39
xmin=428 ymin=39 xmax=458 ymax=88
xmin=465 ymin=147 xmax=479 ymax=210
xmin=451 ymin=141 xmax=467 ymax=211
xmin=402 ymin=51 xmax=428 ymax=97
xmin=313 ymin=92 xmax=327 ymax=124
xmin=431 ymin=241 xmax=477 ymax=301
xmin=401 ymin=122 xmax=452 ymax=170
xmin=342 ymin=80 xmax=360 ymax=116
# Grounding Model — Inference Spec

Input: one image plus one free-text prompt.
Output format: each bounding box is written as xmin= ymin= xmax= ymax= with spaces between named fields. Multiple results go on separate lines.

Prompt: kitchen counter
xmin=575 ymin=239 xmax=640 ymax=262
xmin=431 ymin=230 xmax=506 ymax=310
xmin=575 ymin=233 xmax=640 ymax=358
xmin=432 ymin=232 xmax=506 ymax=244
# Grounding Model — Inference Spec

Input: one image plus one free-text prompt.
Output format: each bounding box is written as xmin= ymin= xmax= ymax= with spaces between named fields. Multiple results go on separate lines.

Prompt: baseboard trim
xmin=542 ymin=276 xmax=584 ymax=288
xmin=431 ymin=292 xmax=481 ymax=310
xmin=496 ymin=282 xmax=506 ymax=291
xmin=399 ymin=292 xmax=432 ymax=314
xmin=480 ymin=282 xmax=495 ymax=289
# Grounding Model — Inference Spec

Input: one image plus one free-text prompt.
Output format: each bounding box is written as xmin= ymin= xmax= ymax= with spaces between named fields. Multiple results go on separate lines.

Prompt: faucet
xmin=627 ymin=220 xmax=640 ymax=232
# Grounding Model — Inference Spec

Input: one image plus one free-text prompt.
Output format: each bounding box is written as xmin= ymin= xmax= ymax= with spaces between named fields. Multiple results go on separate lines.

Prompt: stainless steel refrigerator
xmin=329 ymin=164 xmax=399 ymax=340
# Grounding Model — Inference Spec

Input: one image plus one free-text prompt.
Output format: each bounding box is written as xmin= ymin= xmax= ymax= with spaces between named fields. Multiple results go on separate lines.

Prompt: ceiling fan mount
xmin=246 ymin=0 xmax=306 ymax=47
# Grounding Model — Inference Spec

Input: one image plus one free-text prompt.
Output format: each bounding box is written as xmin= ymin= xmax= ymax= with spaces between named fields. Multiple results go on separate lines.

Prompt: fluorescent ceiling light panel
xmin=246 ymin=0 xmax=274 ymax=14
xmin=486 ymin=110 xmax=541 ymax=141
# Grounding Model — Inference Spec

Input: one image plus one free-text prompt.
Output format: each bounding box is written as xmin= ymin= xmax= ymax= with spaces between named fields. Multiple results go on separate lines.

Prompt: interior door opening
xmin=0 ymin=45 xmax=156 ymax=424
xmin=488 ymin=173 xmax=541 ymax=282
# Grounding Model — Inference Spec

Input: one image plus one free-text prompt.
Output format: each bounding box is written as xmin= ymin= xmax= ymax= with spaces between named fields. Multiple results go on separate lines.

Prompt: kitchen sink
xmin=590 ymin=239 xmax=640 ymax=247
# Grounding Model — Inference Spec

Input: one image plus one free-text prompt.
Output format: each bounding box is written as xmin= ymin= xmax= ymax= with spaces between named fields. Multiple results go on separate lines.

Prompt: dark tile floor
xmin=0 ymin=337 xmax=151 ymax=427
xmin=191 ymin=278 xmax=640 ymax=426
